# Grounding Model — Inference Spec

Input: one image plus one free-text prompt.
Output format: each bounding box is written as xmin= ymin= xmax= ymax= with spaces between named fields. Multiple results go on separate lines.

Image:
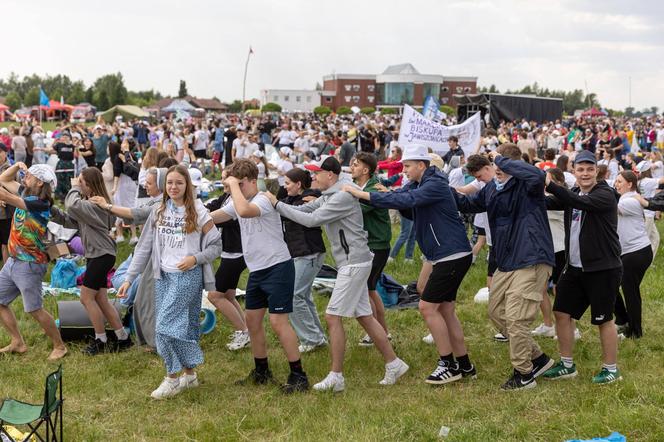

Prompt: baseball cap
xmin=636 ymin=160 xmax=652 ymax=173
xmin=401 ymin=144 xmax=430 ymax=162
xmin=573 ymin=150 xmax=596 ymax=165
xmin=304 ymin=156 xmax=341 ymax=174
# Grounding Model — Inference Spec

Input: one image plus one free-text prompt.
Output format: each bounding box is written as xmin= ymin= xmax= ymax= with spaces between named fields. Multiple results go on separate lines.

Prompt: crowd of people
xmin=0 ymin=109 xmax=662 ymax=398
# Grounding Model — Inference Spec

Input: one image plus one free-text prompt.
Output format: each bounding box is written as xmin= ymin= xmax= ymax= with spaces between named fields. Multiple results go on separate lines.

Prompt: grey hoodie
xmin=124 ymin=199 xmax=222 ymax=292
xmin=275 ymin=179 xmax=372 ymax=267
xmin=63 ymin=186 xmax=116 ymax=259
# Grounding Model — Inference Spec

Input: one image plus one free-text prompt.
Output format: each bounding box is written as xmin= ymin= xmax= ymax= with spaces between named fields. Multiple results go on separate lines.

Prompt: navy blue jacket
xmin=369 ymin=166 xmax=471 ymax=261
xmin=453 ymin=156 xmax=555 ymax=272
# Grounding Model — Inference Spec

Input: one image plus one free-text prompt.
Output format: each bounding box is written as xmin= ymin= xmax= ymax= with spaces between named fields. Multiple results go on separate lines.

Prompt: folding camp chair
xmin=0 ymin=365 xmax=64 ymax=442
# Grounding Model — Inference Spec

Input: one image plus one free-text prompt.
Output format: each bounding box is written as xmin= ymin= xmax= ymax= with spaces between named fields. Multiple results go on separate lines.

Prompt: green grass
xmin=2 ymin=222 xmax=664 ymax=441
xmin=0 ymin=121 xmax=63 ymax=131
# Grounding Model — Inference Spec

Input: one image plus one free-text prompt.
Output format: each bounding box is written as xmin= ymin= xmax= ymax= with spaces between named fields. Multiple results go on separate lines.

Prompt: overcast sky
xmin=3 ymin=0 xmax=663 ymax=110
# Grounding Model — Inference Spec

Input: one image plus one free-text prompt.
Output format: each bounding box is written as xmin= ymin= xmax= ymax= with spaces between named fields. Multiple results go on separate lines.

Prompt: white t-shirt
xmin=617 ymin=192 xmax=651 ymax=255
xmin=547 ymin=210 xmax=565 ymax=253
xmin=158 ymin=203 xmax=188 ymax=272
xmin=256 ymin=162 xmax=266 ymax=180
xmin=638 ymin=177 xmax=659 ymax=218
xmin=277 ymin=130 xmax=297 ymax=146
xmin=563 ymin=171 xmax=577 ymax=189
xmin=652 ymin=160 xmax=664 ymax=179
xmin=568 ymin=193 xmax=585 ymax=268
xmin=277 ymin=159 xmax=293 ymax=186
xmin=194 ymin=129 xmax=209 ymax=151
xmin=448 ymin=167 xmax=465 ymax=189
xmin=222 ymin=193 xmax=291 ymax=272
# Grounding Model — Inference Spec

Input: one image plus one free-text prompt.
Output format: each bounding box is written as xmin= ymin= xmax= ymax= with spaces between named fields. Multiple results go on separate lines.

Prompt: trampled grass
xmin=2 ymin=223 xmax=664 ymax=441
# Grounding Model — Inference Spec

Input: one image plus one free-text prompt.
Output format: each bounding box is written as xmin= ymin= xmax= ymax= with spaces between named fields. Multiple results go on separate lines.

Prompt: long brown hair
xmin=142 ymin=147 xmax=160 ymax=169
xmin=156 ymin=165 xmax=198 ymax=234
xmin=80 ymin=168 xmax=112 ymax=204
xmin=619 ymin=170 xmax=639 ymax=193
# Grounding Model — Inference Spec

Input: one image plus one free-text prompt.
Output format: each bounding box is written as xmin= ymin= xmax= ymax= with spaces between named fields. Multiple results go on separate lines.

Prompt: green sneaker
xmin=592 ymin=368 xmax=622 ymax=385
xmin=542 ymin=361 xmax=577 ymax=380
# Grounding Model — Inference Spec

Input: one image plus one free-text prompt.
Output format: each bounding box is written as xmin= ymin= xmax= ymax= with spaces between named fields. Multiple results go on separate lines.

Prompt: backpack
xmin=375 ymin=273 xmax=407 ymax=308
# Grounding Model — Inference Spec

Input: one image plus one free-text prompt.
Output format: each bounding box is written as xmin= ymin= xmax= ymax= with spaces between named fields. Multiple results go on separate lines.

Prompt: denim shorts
xmin=0 ymin=258 xmax=48 ymax=312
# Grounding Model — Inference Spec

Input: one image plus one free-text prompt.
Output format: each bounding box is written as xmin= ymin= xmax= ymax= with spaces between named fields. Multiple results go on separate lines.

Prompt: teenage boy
xmin=453 ymin=145 xmax=556 ymax=391
xmin=349 ymin=152 xmax=392 ymax=346
xmin=263 ymin=156 xmax=408 ymax=392
xmin=542 ymin=150 xmax=623 ymax=384
xmin=0 ymin=163 xmax=68 ymax=361
xmin=345 ymin=144 xmax=475 ymax=386
xmin=210 ymin=159 xmax=308 ymax=393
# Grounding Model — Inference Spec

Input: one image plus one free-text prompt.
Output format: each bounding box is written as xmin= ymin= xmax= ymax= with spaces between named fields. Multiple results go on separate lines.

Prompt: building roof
xmin=382 ymin=63 xmax=420 ymax=75
xmin=185 ymin=96 xmax=228 ymax=111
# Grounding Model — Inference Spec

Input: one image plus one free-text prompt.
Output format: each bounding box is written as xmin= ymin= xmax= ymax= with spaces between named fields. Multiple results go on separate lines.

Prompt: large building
xmin=260 ymin=89 xmax=321 ymax=113
xmin=321 ymin=63 xmax=477 ymax=110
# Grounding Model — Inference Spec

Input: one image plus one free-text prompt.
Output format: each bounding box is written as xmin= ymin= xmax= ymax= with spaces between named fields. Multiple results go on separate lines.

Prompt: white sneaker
xmin=179 ymin=373 xmax=199 ymax=390
xmin=313 ymin=372 xmax=345 ymax=392
xmin=150 ymin=377 xmax=183 ymax=399
xmin=531 ymin=323 xmax=556 ymax=337
xmin=554 ymin=328 xmax=582 ymax=341
xmin=227 ymin=330 xmax=251 ymax=351
xmin=387 ymin=257 xmax=395 ymax=264
xmin=379 ymin=358 xmax=409 ymax=385
xmin=422 ymin=333 xmax=434 ymax=344
xmin=298 ymin=342 xmax=326 ymax=353
xmin=493 ymin=332 xmax=509 ymax=342
xmin=129 ymin=237 xmax=139 ymax=246
xmin=404 ymin=258 xmax=414 ymax=264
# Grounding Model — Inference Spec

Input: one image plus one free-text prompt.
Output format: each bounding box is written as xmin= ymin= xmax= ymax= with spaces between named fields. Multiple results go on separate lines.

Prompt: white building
xmin=260 ymin=89 xmax=321 ymax=113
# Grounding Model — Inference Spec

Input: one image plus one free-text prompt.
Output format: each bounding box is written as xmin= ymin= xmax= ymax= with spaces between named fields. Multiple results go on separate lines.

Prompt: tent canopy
xmin=162 ymin=99 xmax=196 ymax=112
xmin=100 ymin=105 xmax=149 ymax=122
xmin=581 ymin=107 xmax=607 ymax=117
xmin=39 ymin=100 xmax=73 ymax=111
xmin=0 ymin=103 xmax=8 ymax=111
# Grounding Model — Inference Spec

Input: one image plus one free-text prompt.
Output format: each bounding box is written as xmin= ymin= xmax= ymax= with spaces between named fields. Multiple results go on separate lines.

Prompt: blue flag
xmin=39 ymin=88 xmax=50 ymax=107
xmin=422 ymin=95 xmax=444 ymax=122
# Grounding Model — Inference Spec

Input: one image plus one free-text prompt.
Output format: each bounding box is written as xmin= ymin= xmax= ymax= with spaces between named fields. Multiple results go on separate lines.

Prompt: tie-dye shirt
xmin=8 ymin=187 xmax=51 ymax=264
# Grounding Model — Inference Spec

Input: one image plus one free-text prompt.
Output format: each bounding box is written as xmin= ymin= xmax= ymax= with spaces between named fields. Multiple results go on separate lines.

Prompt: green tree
xmin=178 ymin=80 xmax=188 ymax=98
xmin=440 ymin=105 xmax=456 ymax=116
xmin=4 ymin=92 xmax=21 ymax=110
xmin=313 ymin=105 xmax=332 ymax=116
xmin=336 ymin=106 xmax=352 ymax=115
xmin=228 ymin=100 xmax=243 ymax=113
xmin=68 ymin=81 xmax=86 ymax=104
xmin=360 ymin=106 xmax=376 ymax=114
xmin=380 ymin=107 xmax=397 ymax=115
xmin=92 ymin=73 xmax=127 ymax=109
xmin=24 ymin=87 xmax=41 ymax=106
xmin=625 ymin=107 xmax=635 ymax=117
xmin=261 ymin=102 xmax=282 ymax=112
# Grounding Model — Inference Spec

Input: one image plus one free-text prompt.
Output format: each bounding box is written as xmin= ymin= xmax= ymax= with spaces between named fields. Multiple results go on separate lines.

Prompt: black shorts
xmin=553 ymin=266 xmax=622 ymax=325
xmin=82 ymin=254 xmax=116 ymax=290
xmin=367 ymin=249 xmax=389 ymax=291
xmin=245 ymin=259 xmax=295 ymax=313
xmin=476 ymin=227 xmax=486 ymax=236
xmin=194 ymin=149 xmax=208 ymax=159
xmin=487 ymin=246 xmax=498 ymax=277
xmin=0 ymin=219 xmax=11 ymax=246
xmin=550 ymin=251 xmax=566 ymax=285
xmin=421 ymin=254 xmax=472 ymax=303
xmin=214 ymin=256 xmax=247 ymax=292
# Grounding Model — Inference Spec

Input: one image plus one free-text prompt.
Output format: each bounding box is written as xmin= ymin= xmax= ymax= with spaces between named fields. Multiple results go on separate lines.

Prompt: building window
xmin=296 ymin=96 xmax=301 ymax=102
xmin=344 ymin=85 xmax=351 ymax=92
xmin=284 ymin=96 xmax=289 ymax=101
xmin=344 ymin=96 xmax=351 ymax=102
xmin=368 ymin=96 xmax=375 ymax=103
xmin=441 ymin=86 xmax=449 ymax=93
xmin=352 ymin=96 xmax=360 ymax=103
xmin=274 ymin=96 xmax=279 ymax=101
xmin=423 ymin=83 xmax=441 ymax=102
xmin=456 ymin=86 xmax=463 ymax=93
xmin=382 ymin=83 xmax=414 ymax=105
xmin=441 ymin=97 xmax=449 ymax=104
xmin=464 ymin=87 xmax=471 ymax=92
xmin=325 ymin=97 xmax=332 ymax=102
xmin=306 ymin=96 xmax=312 ymax=102
xmin=352 ymin=84 xmax=360 ymax=92
xmin=368 ymin=84 xmax=375 ymax=92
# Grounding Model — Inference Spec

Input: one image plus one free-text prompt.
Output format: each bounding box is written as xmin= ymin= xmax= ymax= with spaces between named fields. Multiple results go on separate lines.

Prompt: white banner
xmin=398 ymin=104 xmax=481 ymax=157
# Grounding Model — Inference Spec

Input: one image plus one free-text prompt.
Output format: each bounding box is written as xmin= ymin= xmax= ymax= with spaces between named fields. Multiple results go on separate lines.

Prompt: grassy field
xmin=2 ymin=220 xmax=664 ymax=441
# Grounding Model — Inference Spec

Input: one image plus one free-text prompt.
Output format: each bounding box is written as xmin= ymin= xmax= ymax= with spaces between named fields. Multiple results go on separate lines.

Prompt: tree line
xmin=0 ymin=72 xmax=163 ymax=111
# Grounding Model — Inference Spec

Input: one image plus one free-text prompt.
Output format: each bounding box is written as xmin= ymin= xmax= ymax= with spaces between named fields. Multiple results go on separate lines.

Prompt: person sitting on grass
xmin=0 ymin=163 xmax=67 ymax=361
xmin=210 ymin=159 xmax=310 ymax=394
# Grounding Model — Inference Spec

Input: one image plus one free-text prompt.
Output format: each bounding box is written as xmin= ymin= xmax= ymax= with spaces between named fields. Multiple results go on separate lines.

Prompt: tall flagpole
xmin=241 ymin=46 xmax=253 ymax=113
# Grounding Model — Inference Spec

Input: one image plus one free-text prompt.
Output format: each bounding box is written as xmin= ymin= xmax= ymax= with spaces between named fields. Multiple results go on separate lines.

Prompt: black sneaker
xmin=501 ymin=369 xmax=536 ymax=391
xmin=281 ymin=372 xmax=310 ymax=394
xmin=82 ymin=338 xmax=108 ymax=356
xmin=235 ymin=369 xmax=276 ymax=386
xmin=425 ymin=361 xmax=462 ymax=385
xmin=459 ymin=363 xmax=477 ymax=379
xmin=531 ymin=353 xmax=555 ymax=378
xmin=113 ymin=336 xmax=134 ymax=353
